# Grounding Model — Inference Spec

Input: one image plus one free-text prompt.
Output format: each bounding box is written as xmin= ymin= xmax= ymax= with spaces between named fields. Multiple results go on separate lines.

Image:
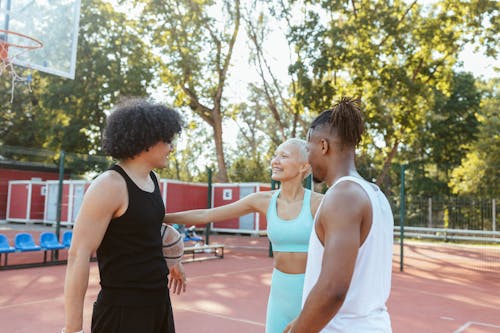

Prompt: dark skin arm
xmin=285 ymin=181 xmax=371 ymax=332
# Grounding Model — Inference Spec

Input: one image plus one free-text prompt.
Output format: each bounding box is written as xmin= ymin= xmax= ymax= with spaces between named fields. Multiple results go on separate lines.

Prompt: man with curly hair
xmin=63 ymin=98 xmax=184 ymax=333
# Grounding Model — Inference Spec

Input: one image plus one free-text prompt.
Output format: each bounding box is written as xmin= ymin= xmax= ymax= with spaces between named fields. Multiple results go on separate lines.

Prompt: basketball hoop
xmin=0 ymin=29 xmax=43 ymax=102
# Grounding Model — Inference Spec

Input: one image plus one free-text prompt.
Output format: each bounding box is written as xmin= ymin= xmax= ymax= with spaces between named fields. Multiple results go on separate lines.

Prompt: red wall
xmin=257 ymin=185 xmax=272 ymax=231
xmin=7 ymin=184 xmax=29 ymax=219
xmin=0 ymin=169 xmax=65 ymax=220
xmin=212 ymin=186 xmax=241 ymax=229
xmin=165 ymin=182 xmax=208 ymax=213
xmin=30 ymin=184 xmax=46 ymax=220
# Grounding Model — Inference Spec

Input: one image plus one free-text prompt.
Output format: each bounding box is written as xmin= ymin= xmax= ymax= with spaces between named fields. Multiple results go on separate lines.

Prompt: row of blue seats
xmin=0 ymin=231 xmax=73 ymax=266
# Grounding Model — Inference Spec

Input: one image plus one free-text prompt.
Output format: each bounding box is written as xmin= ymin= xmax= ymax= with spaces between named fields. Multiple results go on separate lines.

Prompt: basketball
xmin=161 ymin=223 xmax=184 ymax=268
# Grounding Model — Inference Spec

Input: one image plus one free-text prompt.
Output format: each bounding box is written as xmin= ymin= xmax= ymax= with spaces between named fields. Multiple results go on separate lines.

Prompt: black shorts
xmin=91 ymin=294 xmax=175 ymax=333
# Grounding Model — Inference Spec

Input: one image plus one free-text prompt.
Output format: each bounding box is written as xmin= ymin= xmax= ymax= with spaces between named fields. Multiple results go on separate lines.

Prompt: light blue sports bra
xmin=266 ymin=189 xmax=314 ymax=253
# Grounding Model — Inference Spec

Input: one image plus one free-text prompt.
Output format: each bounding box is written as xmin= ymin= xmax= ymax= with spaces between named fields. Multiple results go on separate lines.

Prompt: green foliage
xmin=275 ymin=0 xmax=499 ymax=194
xmin=157 ymin=116 xmax=217 ymax=182
xmin=428 ymin=72 xmax=481 ymax=174
xmin=0 ymin=0 xmax=497 ymax=199
xmin=228 ymin=153 xmax=269 ymax=183
xmin=449 ymin=78 xmax=500 ymax=197
xmin=400 ymin=72 xmax=481 ymax=197
xmin=139 ymin=0 xmax=242 ymax=182
xmin=0 ymin=0 xmax=156 ymax=175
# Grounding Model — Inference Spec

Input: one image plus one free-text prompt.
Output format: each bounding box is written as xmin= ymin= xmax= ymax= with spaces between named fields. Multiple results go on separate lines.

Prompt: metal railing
xmin=394 ymin=226 xmax=500 ymax=243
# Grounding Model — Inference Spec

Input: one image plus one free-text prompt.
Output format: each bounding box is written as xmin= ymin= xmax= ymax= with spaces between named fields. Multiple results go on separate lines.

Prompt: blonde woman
xmin=165 ymin=138 xmax=323 ymax=333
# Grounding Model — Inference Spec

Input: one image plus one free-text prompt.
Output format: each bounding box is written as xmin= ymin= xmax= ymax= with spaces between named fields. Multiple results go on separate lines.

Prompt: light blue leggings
xmin=266 ymin=268 xmax=305 ymax=333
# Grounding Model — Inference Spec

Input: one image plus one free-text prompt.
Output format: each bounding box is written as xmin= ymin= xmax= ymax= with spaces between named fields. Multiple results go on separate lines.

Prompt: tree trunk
xmin=212 ymin=112 xmax=228 ymax=182
xmin=376 ymin=139 xmax=400 ymax=187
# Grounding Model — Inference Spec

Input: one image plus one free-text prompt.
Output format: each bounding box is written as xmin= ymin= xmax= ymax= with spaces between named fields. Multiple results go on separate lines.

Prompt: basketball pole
xmin=205 ymin=167 xmax=212 ymax=245
xmin=399 ymin=164 xmax=406 ymax=272
xmin=55 ymin=150 xmax=65 ymax=260
xmin=269 ymin=176 xmax=280 ymax=258
xmin=2 ymin=0 xmax=12 ymax=32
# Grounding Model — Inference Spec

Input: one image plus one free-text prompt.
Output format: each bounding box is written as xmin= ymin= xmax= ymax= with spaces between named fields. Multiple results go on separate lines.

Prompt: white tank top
xmin=302 ymin=176 xmax=393 ymax=332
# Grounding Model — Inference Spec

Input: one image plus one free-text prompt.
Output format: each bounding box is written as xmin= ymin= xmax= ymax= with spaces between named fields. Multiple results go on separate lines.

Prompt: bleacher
xmin=0 ymin=230 xmax=72 ymax=269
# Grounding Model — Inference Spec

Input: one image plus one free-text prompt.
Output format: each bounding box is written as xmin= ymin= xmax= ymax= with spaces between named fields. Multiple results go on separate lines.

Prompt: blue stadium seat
xmin=0 ymin=234 xmax=16 ymax=266
xmin=39 ymin=232 xmax=65 ymax=262
xmin=62 ymin=231 xmax=72 ymax=248
xmin=15 ymin=233 xmax=42 ymax=252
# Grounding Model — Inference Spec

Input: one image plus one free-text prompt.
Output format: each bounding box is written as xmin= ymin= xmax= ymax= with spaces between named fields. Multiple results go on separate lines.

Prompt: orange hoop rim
xmin=0 ymin=29 xmax=43 ymax=50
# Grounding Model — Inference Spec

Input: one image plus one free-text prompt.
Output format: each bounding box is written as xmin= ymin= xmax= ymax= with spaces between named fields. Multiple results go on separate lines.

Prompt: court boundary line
xmin=176 ymin=306 xmax=265 ymax=327
xmin=393 ymin=285 xmax=500 ymax=303
xmin=0 ymin=296 xmax=64 ymax=310
xmin=454 ymin=321 xmax=500 ymax=333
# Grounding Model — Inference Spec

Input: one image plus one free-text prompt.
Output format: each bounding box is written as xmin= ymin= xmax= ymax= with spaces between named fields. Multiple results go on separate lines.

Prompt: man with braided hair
xmin=285 ymin=97 xmax=393 ymax=332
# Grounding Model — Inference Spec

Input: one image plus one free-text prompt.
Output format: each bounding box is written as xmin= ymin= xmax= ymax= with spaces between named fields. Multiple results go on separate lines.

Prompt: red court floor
xmin=0 ymin=233 xmax=499 ymax=332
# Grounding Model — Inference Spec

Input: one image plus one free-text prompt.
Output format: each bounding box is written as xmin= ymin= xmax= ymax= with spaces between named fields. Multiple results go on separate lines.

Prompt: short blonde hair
xmin=282 ymin=138 xmax=308 ymax=162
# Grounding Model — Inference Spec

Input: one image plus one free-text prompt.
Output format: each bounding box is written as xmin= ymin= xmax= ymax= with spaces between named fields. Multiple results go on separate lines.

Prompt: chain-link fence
xmin=404 ymin=197 xmax=497 ymax=231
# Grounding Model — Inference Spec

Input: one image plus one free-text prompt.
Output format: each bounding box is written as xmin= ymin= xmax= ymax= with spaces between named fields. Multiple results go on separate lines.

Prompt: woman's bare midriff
xmin=273 ymin=252 xmax=308 ymax=274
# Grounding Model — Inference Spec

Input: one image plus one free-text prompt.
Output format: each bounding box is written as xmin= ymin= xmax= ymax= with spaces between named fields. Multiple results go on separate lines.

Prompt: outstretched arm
xmin=288 ymin=182 xmax=369 ymax=332
xmin=63 ymin=173 xmax=125 ymax=332
xmin=164 ymin=191 xmax=270 ymax=225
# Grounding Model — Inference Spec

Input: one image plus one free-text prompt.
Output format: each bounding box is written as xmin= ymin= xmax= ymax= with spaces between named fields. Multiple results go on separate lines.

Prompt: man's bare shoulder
xmin=323 ymin=180 xmax=370 ymax=210
xmin=87 ymin=170 xmax=126 ymax=195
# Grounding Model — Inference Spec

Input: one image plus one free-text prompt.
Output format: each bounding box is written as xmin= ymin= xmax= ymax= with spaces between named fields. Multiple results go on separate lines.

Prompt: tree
xmin=449 ymin=78 xmax=500 ymax=197
xmin=428 ymin=72 xmax=480 ymax=179
xmin=244 ymin=2 xmax=307 ymax=142
xmin=0 ymin=0 xmax=156 ymax=174
xmin=140 ymin=0 xmax=241 ymax=182
xmin=401 ymin=72 xmax=481 ymax=198
xmin=273 ymin=0 xmax=499 ymax=193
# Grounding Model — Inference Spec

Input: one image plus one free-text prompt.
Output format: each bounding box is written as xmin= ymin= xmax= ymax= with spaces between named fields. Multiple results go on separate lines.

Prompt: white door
xmin=239 ymin=185 xmax=255 ymax=230
xmin=46 ymin=183 xmax=59 ymax=223
xmin=71 ymin=184 xmax=85 ymax=223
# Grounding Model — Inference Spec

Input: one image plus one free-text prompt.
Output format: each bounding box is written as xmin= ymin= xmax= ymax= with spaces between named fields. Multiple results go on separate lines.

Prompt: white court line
xmin=0 ymin=296 xmax=64 ymax=310
xmin=454 ymin=321 xmax=500 ymax=333
xmin=176 ymin=306 xmax=265 ymax=327
xmin=393 ymin=285 xmax=497 ymax=303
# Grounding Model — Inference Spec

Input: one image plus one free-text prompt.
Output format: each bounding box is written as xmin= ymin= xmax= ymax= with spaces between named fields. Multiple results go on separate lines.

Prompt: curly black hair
xmin=310 ymin=96 xmax=364 ymax=147
xmin=102 ymin=98 xmax=183 ymax=159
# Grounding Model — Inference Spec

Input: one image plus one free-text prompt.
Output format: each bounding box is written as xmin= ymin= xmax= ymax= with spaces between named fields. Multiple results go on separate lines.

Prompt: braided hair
xmin=310 ymin=97 xmax=364 ymax=147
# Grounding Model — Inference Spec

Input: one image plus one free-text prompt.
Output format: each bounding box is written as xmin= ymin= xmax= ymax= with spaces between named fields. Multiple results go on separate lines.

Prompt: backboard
xmin=0 ymin=0 xmax=81 ymax=79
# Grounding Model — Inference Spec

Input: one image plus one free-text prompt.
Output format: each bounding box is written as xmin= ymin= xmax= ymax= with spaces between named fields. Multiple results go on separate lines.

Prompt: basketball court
xmin=0 ymin=1 xmax=499 ymax=332
xmin=0 ymin=227 xmax=499 ymax=333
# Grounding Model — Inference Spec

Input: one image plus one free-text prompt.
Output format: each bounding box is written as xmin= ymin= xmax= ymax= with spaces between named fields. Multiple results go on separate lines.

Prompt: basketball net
xmin=0 ymin=29 xmax=43 ymax=102
xmin=0 ymin=39 xmax=8 ymax=62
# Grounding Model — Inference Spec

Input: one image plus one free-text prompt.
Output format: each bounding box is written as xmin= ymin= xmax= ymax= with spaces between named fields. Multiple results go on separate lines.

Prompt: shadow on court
xmin=0 ymin=231 xmax=499 ymax=333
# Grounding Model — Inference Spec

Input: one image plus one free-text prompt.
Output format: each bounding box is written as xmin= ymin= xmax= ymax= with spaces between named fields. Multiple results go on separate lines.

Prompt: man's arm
xmin=63 ymin=173 xmax=125 ymax=332
xmin=164 ymin=191 xmax=271 ymax=225
xmin=289 ymin=182 xmax=369 ymax=332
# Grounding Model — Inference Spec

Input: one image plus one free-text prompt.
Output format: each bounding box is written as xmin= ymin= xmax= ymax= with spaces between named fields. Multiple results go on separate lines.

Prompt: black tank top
xmin=96 ymin=164 xmax=169 ymax=306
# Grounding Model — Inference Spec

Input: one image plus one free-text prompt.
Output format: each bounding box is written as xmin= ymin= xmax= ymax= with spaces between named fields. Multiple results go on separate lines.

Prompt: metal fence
xmin=394 ymin=226 xmax=500 ymax=243
xmin=393 ymin=197 xmax=497 ymax=232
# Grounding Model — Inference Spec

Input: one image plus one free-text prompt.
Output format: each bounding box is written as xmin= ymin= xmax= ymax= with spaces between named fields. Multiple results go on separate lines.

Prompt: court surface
xmin=0 ymin=231 xmax=499 ymax=333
